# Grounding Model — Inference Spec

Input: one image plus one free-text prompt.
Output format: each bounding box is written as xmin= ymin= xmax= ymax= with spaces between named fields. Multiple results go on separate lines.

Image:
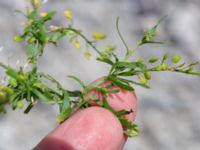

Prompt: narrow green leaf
xmin=6 ymin=68 xmax=18 ymax=78
xmin=115 ymin=109 xmax=132 ymax=117
xmin=56 ymin=107 xmax=72 ymax=123
xmin=68 ymin=75 xmax=86 ymax=89
xmin=96 ymin=57 xmax=114 ymax=65
xmin=117 ymin=77 xmax=150 ymax=89
xmin=31 ymin=88 xmax=51 ymax=103
xmin=108 ymin=76 xmax=134 ymax=91
xmin=41 ymin=11 xmax=56 ymax=22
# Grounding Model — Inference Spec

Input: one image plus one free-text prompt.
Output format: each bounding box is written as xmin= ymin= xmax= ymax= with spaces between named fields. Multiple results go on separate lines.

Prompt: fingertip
xmin=34 ymin=107 xmax=126 ymax=150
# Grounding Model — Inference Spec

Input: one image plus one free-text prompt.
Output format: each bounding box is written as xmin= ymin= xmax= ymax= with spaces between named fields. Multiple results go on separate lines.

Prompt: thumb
xmin=33 ymin=107 xmax=126 ymax=150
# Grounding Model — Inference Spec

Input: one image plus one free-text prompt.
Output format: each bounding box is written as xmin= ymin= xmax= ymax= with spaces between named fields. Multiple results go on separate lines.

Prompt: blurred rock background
xmin=0 ymin=0 xmax=200 ymax=150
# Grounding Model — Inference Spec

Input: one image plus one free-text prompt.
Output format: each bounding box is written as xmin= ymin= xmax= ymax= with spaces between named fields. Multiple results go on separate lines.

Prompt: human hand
xmin=33 ymin=87 xmax=137 ymax=150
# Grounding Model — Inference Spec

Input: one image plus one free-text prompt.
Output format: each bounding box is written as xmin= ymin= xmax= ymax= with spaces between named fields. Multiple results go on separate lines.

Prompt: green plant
xmin=0 ymin=0 xmax=199 ymax=137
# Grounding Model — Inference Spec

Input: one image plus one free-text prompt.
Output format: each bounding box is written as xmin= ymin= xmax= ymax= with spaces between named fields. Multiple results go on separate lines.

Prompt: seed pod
xmin=161 ymin=63 xmax=167 ymax=71
xmin=163 ymin=53 xmax=169 ymax=60
xmin=148 ymin=57 xmax=158 ymax=63
xmin=155 ymin=66 xmax=162 ymax=71
xmin=172 ymin=55 xmax=181 ymax=63
xmin=144 ymin=72 xmax=151 ymax=80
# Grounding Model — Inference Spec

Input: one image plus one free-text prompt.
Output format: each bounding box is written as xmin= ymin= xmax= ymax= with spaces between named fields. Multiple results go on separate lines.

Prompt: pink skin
xmin=34 ymin=79 xmax=137 ymax=150
xmin=88 ymin=79 xmax=137 ymax=122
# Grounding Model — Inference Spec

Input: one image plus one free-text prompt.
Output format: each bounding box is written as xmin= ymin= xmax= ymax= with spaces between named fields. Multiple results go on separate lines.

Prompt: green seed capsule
xmin=161 ymin=63 xmax=167 ymax=71
xmin=155 ymin=66 xmax=162 ymax=71
xmin=148 ymin=57 xmax=158 ymax=63
xmin=163 ymin=53 xmax=169 ymax=60
xmin=172 ymin=55 xmax=181 ymax=63
xmin=144 ymin=72 xmax=151 ymax=80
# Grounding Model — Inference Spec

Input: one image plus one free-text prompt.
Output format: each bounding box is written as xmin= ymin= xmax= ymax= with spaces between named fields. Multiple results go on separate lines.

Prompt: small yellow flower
xmin=64 ymin=10 xmax=73 ymax=19
xmin=40 ymin=12 xmax=47 ymax=17
xmin=74 ymin=41 xmax=81 ymax=49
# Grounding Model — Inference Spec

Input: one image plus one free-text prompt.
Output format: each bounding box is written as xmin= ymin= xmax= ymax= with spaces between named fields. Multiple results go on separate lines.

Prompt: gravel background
xmin=0 ymin=0 xmax=200 ymax=150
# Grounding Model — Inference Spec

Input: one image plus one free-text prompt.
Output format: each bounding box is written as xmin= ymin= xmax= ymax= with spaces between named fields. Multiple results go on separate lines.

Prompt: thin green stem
xmin=38 ymin=73 xmax=63 ymax=91
xmin=116 ymin=17 xmax=129 ymax=55
xmin=64 ymin=28 xmax=103 ymax=56
xmin=131 ymin=67 xmax=200 ymax=77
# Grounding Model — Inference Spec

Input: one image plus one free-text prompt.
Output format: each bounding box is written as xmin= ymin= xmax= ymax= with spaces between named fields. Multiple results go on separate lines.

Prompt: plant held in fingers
xmin=0 ymin=0 xmax=200 ymax=137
